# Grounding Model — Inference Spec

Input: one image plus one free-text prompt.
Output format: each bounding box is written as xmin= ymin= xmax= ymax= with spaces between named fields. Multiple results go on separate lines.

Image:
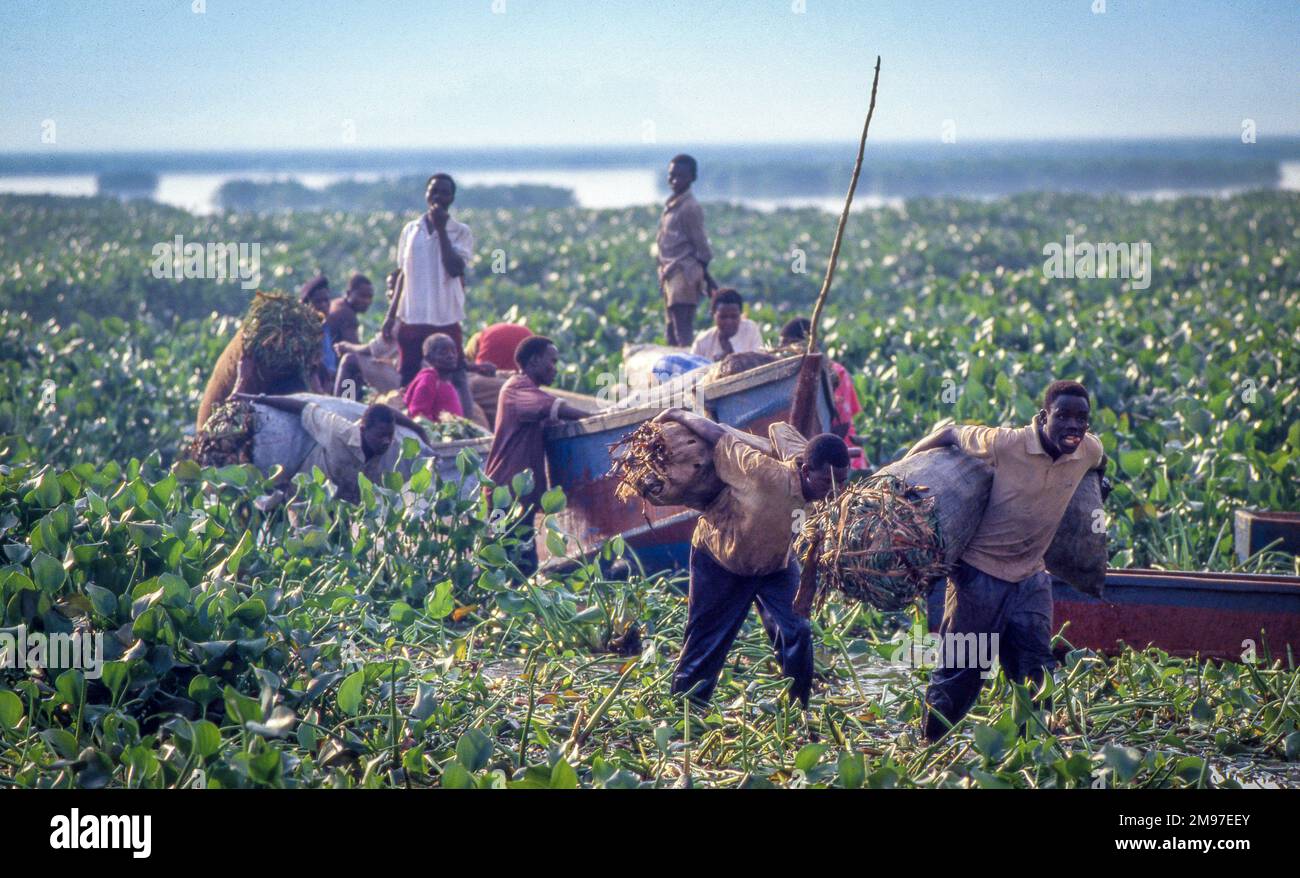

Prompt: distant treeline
xmin=216 ymin=176 xmax=577 ymax=212
xmin=97 ymin=171 xmax=159 ymax=196
xmin=691 ymin=156 xmax=1283 ymax=199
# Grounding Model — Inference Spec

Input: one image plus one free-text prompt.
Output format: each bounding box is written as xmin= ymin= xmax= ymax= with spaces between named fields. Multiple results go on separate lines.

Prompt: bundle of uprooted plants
xmin=796 ymin=474 xmax=948 ymax=612
xmin=191 ymin=398 xmax=255 ymax=466
xmin=242 ymin=290 xmax=322 ymax=380
xmin=610 ymin=422 xmax=675 ymax=504
xmin=608 ymin=420 xmax=721 ymax=509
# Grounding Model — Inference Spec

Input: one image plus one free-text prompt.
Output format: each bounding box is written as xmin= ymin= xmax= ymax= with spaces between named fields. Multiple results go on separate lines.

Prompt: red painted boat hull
xmin=925 ymin=569 xmax=1300 ymax=662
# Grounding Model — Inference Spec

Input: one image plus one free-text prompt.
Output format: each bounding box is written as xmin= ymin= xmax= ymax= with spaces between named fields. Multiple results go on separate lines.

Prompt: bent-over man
xmin=657 ymin=408 xmax=849 ymax=708
xmin=238 ymin=394 xmax=427 ymax=504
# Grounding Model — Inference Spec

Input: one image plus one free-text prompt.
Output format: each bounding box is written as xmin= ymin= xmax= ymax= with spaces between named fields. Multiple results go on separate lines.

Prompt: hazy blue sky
xmin=2 ymin=0 xmax=1297 ymax=150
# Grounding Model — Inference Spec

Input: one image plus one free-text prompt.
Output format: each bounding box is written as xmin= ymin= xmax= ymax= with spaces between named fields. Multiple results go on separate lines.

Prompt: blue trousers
xmin=923 ymin=561 xmax=1055 ymax=740
xmin=671 ymin=546 xmax=813 ymax=707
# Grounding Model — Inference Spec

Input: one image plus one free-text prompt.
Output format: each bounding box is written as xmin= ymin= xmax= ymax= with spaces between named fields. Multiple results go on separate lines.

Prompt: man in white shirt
xmin=690 ymin=288 xmax=765 ymax=361
xmin=382 ymin=174 xmax=474 ymax=392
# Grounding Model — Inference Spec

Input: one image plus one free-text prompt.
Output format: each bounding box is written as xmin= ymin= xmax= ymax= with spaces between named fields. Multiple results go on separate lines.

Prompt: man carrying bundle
xmin=655 ymin=407 xmax=849 ymax=709
xmin=904 ymin=380 xmax=1105 ymax=741
xmin=196 ymin=291 xmax=322 ymax=431
xmin=236 ymin=394 xmax=427 ymax=504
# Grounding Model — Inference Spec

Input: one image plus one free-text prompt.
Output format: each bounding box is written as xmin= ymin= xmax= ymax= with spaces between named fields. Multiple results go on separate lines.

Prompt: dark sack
xmin=1044 ymin=469 xmax=1108 ymax=597
xmin=869 ymin=447 xmax=994 ymax=568
xmin=638 ymin=421 xmax=725 ymax=510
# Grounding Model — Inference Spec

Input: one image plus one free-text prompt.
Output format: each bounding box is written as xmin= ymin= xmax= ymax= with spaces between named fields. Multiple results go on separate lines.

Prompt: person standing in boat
xmin=383 ymin=174 xmax=475 ymax=408
xmin=655 ymin=407 xmax=850 ymax=709
xmin=657 ymin=154 xmax=716 ymax=347
xmin=903 ymin=380 xmax=1106 ymax=741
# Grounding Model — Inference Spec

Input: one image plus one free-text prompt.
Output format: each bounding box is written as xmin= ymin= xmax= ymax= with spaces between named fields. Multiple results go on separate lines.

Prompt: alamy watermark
xmin=889 ymin=623 xmax=1000 ymax=679
xmin=1042 ymin=234 xmax=1151 ymax=290
xmin=1 ymin=625 xmax=104 ymax=679
xmin=50 ymin=809 xmax=151 ymax=858
xmin=150 ymin=235 xmax=262 ymax=290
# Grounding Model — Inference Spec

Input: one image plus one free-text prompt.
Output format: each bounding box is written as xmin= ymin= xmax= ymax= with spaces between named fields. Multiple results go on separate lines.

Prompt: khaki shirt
xmin=956 ymin=423 xmax=1104 ymax=582
xmin=656 ymin=191 xmax=712 ymax=287
xmin=693 ymin=423 xmax=807 ymax=577
xmin=297 ymin=403 xmax=400 ymax=503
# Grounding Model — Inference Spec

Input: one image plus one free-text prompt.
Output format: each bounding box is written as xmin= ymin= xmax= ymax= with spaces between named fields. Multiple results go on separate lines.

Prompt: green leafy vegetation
xmin=1 ymin=190 xmax=1297 ymax=787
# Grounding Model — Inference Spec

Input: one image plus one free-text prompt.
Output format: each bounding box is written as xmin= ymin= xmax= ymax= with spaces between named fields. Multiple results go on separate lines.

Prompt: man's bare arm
xmin=904 ymin=425 xmax=958 ymax=458
xmin=432 ymin=210 xmax=467 ymax=278
xmin=654 ymin=407 xmax=725 ymax=445
xmin=555 ymin=401 xmax=588 ymax=421
xmin=382 ymin=269 xmax=404 ymax=341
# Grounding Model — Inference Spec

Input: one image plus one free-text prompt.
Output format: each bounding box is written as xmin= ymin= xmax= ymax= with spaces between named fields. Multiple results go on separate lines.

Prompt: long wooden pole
xmin=788 ymin=56 xmax=881 ymax=438
xmin=806 ymin=55 xmax=881 ymax=356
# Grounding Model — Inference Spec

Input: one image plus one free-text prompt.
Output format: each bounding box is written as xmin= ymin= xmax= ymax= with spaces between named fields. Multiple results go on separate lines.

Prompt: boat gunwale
xmin=545 ymin=355 xmax=824 ymax=440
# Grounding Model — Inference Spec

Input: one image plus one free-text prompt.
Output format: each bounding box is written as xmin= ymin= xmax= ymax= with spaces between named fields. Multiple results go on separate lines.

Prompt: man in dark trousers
xmin=904 ymin=380 xmax=1106 ymax=741
xmin=655 ymin=407 xmax=849 ymax=708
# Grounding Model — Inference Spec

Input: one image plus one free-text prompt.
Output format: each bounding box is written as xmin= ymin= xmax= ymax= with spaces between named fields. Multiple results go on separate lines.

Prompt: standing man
xmin=483 ymin=336 xmax=588 ymax=574
xmin=904 ymin=380 xmax=1106 ymax=741
xmin=656 ymin=407 xmax=849 ymax=709
xmin=657 ymin=154 xmax=715 ymax=347
xmin=384 ymin=174 xmax=474 ymax=400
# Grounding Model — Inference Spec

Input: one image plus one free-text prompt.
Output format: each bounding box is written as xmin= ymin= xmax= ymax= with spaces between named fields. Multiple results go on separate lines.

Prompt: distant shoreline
xmin=3 ymin=138 xmax=1299 ymax=174
xmin=4 ymin=140 xmax=1298 ymax=214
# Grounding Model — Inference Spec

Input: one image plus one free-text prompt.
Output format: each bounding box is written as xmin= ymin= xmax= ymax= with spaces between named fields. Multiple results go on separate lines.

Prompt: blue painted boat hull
xmin=544 ymin=356 xmax=834 ymax=563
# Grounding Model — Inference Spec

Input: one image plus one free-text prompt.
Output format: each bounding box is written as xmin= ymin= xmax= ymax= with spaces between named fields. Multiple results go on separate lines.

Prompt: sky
xmin=1 ymin=0 xmax=1297 ymax=151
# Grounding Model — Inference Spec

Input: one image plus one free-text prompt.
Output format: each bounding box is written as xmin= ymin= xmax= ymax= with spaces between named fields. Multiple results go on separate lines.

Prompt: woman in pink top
xmin=404 ymin=333 xmax=464 ymax=421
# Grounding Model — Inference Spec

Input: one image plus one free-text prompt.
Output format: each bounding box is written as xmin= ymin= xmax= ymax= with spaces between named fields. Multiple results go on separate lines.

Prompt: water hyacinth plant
xmin=1 ymin=190 xmax=1298 ymax=787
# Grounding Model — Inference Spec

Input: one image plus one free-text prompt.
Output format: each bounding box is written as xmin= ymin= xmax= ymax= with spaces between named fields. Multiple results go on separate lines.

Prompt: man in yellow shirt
xmin=904 ymin=380 xmax=1106 ymax=740
xmin=655 ymin=408 xmax=850 ymax=708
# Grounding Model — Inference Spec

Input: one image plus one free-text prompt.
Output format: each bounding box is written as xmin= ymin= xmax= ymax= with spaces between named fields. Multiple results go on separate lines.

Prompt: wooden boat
xmin=544 ymin=355 xmax=835 ymax=568
xmin=923 ymin=568 xmax=1300 ymax=662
